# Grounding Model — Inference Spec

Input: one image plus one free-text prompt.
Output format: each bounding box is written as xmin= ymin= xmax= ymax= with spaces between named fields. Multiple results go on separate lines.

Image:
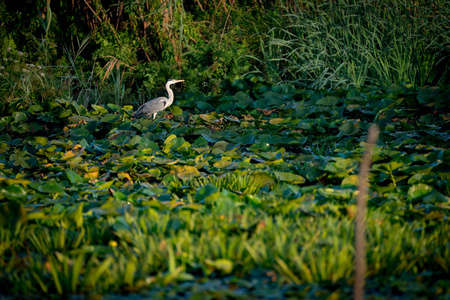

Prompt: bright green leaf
xmin=2 ymin=184 xmax=27 ymax=201
xmin=408 ymin=184 xmax=433 ymax=201
xmin=66 ymin=169 xmax=84 ymax=184
xmin=274 ymin=171 xmax=306 ymax=184
xmin=13 ymin=112 xmax=27 ymax=123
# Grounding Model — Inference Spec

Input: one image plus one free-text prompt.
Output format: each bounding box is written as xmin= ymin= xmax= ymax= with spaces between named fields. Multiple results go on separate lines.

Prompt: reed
xmin=250 ymin=0 xmax=450 ymax=89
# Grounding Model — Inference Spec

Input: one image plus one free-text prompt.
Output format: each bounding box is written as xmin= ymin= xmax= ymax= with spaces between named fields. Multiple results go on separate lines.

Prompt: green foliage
xmin=0 ymin=78 xmax=449 ymax=298
xmin=1 ymin=1 xmax=450 ymax=298
xmin=249 ymin=0 xmax=450 ymax=89
xmin=2 ymin=0 xmax=449 ymax=105
xmin=0 ymin=48 xmax=46 ymax=101
xmin=0 ymin=0 xmax=258 ymax=104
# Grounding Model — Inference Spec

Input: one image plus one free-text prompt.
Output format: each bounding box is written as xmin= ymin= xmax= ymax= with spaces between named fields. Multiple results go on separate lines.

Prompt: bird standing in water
xmin=132 ymin=79 xmax=184 ymax=119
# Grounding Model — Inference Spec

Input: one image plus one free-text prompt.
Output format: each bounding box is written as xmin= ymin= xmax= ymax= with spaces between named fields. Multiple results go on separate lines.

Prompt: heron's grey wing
xmin=132 ymin=103 xmax=147 ymax=117
xmin=132 ymin=97 xmax=167 ymax=117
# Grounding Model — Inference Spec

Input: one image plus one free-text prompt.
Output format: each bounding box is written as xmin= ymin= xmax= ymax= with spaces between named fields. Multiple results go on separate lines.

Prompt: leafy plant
xmin=248 ymin=0 xmax=450 ymax=89
xmin=0 ymin=48 xmax=47 ymax=101
xmin=0 ymin=1 xmax=449 ymax=298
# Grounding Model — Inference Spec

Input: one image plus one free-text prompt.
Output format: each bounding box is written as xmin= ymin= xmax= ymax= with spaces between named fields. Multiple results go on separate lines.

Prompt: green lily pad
xmin=2 ymin=184 xmax=27 ymax=201
xmin=213 ymin=160 xmax=238 ymax=169
xmin=35 ymin=181 xmax=66 ymax=194
xmin=173 ymin=166 xmax=200 ymax=180
xmin=408 ymin=184 xmax=433 ymax=201
xmin=66 ymin=169 xmax=84 ymax=184
xmin=274 ymin=171 xmax=306 ymax=184
xmin=316 ymin=96 xmax=339 ymax=106
xmin=234 ymin=91 xmax=253 ymax=108
xmin=13 ymin=111 xmax=27 ymax=123
xmin=100 ymin=114 xmax=120 ymax=123
xmin=91 ymin=104 xmax=109 ymax=114
xmin=339 ymin=120 xmax=360 ymax=135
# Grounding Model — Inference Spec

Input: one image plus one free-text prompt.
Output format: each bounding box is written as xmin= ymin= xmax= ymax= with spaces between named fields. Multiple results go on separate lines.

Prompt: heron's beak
xmin=175 ymin=79 xmax=185 ymax=83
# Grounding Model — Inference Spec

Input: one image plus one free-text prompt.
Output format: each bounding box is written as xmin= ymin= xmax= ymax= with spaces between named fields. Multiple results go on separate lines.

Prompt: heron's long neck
xmin=165 ymin=83 xmax=174 ymax=107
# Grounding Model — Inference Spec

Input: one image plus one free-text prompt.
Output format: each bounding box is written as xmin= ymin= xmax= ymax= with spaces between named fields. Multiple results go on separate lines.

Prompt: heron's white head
xmin=167 ymin=79 xmax=184 ymax=85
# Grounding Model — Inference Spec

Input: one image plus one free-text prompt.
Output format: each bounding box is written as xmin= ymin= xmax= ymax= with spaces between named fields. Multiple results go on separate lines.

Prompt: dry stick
xmin=354 ymin=124 xmax=379 ymax=300
xmin=194 ymin=0 xmax=204 ymax=11
xmin=82 ymin=0 xmax=103 ymax=24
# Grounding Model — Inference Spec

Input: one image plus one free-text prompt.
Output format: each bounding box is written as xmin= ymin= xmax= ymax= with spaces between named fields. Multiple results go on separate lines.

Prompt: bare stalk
xmin=354 ymin=124 xmax=379 ymax=300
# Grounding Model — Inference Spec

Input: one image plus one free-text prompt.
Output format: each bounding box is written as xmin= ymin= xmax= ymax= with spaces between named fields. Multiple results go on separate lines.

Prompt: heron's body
xmin=132 ymin=79 xmax=184 ymax=119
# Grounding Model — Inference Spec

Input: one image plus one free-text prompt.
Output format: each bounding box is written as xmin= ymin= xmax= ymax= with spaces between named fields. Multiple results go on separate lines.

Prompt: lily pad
xmin=316 ymin=96 xmax=339 ymax=106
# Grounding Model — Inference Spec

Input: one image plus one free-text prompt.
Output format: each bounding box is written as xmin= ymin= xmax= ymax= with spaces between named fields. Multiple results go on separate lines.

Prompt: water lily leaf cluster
xmin=0 ymin=80 xmax=449 ymax=298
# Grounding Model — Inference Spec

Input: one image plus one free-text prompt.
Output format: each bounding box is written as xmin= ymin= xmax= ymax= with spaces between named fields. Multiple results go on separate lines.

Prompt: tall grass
xmin=249 ymin=0 xmax=450 ymax=89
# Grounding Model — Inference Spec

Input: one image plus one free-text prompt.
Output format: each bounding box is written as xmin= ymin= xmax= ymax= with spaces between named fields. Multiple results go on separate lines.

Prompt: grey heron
xmin=132 ymin=79 xmax=184 ymax=119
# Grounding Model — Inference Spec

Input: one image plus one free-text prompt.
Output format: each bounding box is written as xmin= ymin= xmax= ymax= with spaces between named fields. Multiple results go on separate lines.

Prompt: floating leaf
xmin=13 ymin=111 xmax=27 ymax=123
xmin=269 ymin=118 xmax=285 ymax=125
xmin=34 ymin=136 xmax=49 ymax=146
xmin=100 ymin=114 xmax=120 ymax=123
xmin=213 ymin=141 xmax=239 ymax=153
xmin=196 ymin=101 xmax=215 ymax=111
xmin=168 ymin=105 xmax=183 ymax=116
xmin=234 ymin=91 xmax=253 ymax=108
xmin=28 ymin=104 xmax=43 ymax=113
xmin=200 ymin=113 xmax=221 ymax=123
xmin=342 ymin=175 xmax=359 ymax=187
xmin=316 ymin=96 xmax=338 ymax=106
xmin=423 ymin=190 xmax=449 ymax=203
xmin=2 ymin=184 xmax=27 ymax=201
xmin=66 ymin=169 xmax=84 ymax=184
xmin=172 ymin=166 xmax=200 ymax=180
xmin=39 ymin=181 xmax=66 ymax=194
xmin=339 ymin=120 xmax=360 ymax=135
xmin=107 ymin=103 xmax=121 ymax=112
xmin=10 ymin=151 xmax=31 ymax=168
xmin=163 ymin=134 xmax=190 ymax=153
xmin=201 ymin=133 xmax=222 ymax=143
xmin=58 ymin=110 xmax=72 ymax=118
xmin=213 ymin=160 xmax=238 ymax=169
xmin=153 ymin=158 xmax=179 ymax=165
xmin=68 ymin=115 xmax=92 ymax=125
xmin=252 ymin=172 xmax=276 ymax=187
xmin=95 ymin=180 xmax=115 ymax=191
xmin=70 ymin=128 xmax=92 ymax=141
xmin=325 ymin=158 xmax=359 ymax=174
xmin=233 ymin=133 xmax=256 ymax=145
xmin=91 ymin=104 xmax=108 ymax=114
xmin=122 ymin=105 xmax=133 ymax=111
xmin=61 ymin=145 xmax=85 ymax=160
xmin=112 ymin=163 xmax=133 ymax=173
xmin=274 ymin=171 xmax=305 ymax=184
xmin=1 ymin=178 xmax=31 ymax=187
xmin=408 ymin=184 xmax=433 ymax=201
xmin=85 ymin=167 xmax=100 ymax=180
